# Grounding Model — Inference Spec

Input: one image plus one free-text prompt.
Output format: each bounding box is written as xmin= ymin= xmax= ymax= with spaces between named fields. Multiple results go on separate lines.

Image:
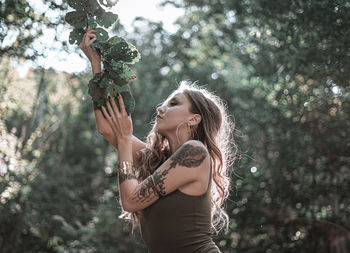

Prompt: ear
xmin=189 ymin=114 xmax=201 ymax=126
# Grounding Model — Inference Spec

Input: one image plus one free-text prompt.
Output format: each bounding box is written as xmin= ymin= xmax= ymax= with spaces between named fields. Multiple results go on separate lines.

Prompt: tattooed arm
xmin=118 ymin=140 xmax=210 ymax=212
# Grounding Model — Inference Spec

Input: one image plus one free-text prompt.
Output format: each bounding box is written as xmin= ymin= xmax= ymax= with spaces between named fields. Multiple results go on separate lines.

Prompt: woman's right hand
xmin=80 ymin=27 xmax=101 ymax=66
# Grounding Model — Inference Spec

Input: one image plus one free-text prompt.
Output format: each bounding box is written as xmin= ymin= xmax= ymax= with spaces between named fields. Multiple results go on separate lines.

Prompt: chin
xmin=155 ymin=129 xmax=167 ymax=139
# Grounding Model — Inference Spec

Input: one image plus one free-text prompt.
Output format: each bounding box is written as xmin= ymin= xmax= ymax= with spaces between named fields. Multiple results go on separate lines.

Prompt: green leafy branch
xmin=64 ymin=0 xmax=140 ymax=114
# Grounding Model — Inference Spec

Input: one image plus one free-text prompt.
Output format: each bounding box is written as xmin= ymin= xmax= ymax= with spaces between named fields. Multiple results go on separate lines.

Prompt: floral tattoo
xmin=118 ymin=173 xmax=137 ymax=184
xmin=132 ymin=143 xmax=208 ymax=203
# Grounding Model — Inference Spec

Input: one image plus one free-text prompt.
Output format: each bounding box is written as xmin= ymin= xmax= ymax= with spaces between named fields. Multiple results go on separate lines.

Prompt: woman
xmin=81 ymin=28 xmax=237 ymax=253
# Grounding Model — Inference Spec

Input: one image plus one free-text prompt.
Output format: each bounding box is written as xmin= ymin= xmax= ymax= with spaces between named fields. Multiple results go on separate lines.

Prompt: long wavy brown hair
xmin=120 ymin=81 xmax=238 ymax=234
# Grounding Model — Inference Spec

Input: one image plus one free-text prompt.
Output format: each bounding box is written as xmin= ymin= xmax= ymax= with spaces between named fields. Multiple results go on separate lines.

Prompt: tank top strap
xmin=207 ymin=157 xmax=212 ymax=192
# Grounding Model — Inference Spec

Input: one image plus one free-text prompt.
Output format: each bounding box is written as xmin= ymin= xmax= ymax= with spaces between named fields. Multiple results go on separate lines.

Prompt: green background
xmin=1 ymin=0 xmax=349 ymax=252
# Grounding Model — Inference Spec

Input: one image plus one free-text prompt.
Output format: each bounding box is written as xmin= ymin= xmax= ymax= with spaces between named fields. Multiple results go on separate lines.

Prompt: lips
xmin=157 ymin=115 xmax=163 ymax=119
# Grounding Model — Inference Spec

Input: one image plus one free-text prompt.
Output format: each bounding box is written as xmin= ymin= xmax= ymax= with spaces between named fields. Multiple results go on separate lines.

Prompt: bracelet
xmin=117 ymin=161 xmax=135 ymax=175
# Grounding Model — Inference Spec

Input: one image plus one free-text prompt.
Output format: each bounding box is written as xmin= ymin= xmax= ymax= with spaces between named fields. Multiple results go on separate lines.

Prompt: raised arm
xmin=118 ymin=140 xmax=211 ymax=212
xmin=80 ymin=28 xmax=146 ymax=165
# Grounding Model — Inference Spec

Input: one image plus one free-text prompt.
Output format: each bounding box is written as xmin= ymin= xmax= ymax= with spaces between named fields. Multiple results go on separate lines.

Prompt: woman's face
xmin=155 ymin=92 xmax=194 ymax=136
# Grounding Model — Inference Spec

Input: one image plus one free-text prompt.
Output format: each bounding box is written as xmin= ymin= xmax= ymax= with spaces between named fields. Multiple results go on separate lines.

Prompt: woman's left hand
xmin=101 ymin=94 xmax=133 ymax=143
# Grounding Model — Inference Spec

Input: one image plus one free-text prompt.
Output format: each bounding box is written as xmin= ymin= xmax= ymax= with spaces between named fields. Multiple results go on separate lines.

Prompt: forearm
xmin=117 ymin=137 xmax=137 ymax=210
xmin=117 ymin=165 xmax=159 ymax=212
xmin=91 ymin=60 xmax=101 ymax=77
xmin=117 ymin=162 xmax=159 ymax=212
xmin=117 ymin=138 xmax=133 ymax=162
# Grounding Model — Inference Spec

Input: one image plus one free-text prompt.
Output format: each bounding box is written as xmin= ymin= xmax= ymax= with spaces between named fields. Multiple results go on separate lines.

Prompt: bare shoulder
xmin=185 ymin=139 xmax=205 ymax=146
xmin=182 ymin=140 xmax=209 ymax=155
xmin=182 ymin=139 xmax=207 ymax=149
xmin=175 ymin=140 xmax=211 ymax=195
xmin=172 ymin=140 xmax=210 ymax=169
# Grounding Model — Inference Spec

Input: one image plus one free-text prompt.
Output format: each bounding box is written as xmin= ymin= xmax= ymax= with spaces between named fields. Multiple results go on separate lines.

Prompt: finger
xmin=87 ymin=31 xmax=97 ymax=37
xmin=87 ymin=35 xmax=96 ymax=44
xmin=101 ymin=106 xmax=111 ymax=121
xmin=87 ymin=33 xmax=96 ymax=37
xmin=85 ymin=36 xmax=92 ymax=47
xmin=87 ymin=34 xmax=96 ymax=39
xmin=95 ymin=106 xmax=104 ymax=117
xmin=98 ymin=106 xmax=108 ymax=119
xmin=117 ymin=93 xmax=127 ymax=114
xmin=81 ymin=32 xmax=87 ymax=47
xmin=107 ymin=98 xmax=118 ymax=117
xmin=109 ymin=96 xmax=121 ymax=115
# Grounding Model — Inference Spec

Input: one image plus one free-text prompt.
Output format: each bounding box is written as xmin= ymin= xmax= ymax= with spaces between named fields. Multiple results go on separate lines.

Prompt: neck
xmin=166 ymin=134 xmax=192 ymax=155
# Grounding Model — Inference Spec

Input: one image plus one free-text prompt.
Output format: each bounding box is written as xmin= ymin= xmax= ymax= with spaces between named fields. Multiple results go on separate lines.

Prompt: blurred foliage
xmin=0 ymin=0 xmax=69 ymax=59
xmin=1 ymin=0 xmax=349 ymax=252
xmin=0 ymin=59 xmax=146 ymax=252
xmin=158 ymin=0 xmax=350 ymax=251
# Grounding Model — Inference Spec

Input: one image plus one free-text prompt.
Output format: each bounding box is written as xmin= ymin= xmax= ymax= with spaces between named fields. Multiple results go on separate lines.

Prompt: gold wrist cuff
xmin=117 ymin=161 xmax=135 ymax=175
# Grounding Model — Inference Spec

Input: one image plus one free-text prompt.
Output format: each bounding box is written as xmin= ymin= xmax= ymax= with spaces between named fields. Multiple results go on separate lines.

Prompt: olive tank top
xmin=139 ymin=160 xmax=221 ymax=253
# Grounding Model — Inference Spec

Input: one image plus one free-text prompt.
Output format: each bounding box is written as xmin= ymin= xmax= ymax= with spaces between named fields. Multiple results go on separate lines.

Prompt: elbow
xmin=121 ymin=201 xmax=136 ymax=212
xmin=121 ymin=199 xmax=141 ymax=212
xmin=122 ymin=205 xmax=134 ymax=212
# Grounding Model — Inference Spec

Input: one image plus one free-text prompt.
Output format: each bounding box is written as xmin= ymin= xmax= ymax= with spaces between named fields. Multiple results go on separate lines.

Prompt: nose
xmin=157 ymin=105 xmax=164 ymax=115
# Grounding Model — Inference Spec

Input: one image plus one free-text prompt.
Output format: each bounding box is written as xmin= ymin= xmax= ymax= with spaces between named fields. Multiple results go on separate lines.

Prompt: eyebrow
xmin=172 ymin=94 xmax=182 ymax=100
xmin=169 ymin=97 xmax=180 ymax=103
xmin=162 ymin=95 xmax=181 ymax=107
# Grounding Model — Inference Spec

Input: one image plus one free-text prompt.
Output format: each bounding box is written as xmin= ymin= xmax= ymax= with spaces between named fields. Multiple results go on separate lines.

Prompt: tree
xmin=0 ymin=0 xmax=68 ymax=60
xmin=159 ymin=0 xmax=350 ymax=251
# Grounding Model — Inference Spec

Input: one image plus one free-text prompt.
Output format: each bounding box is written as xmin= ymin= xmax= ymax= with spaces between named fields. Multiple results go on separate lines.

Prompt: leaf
xmin=105 ymin=61 xmax=127 ymax=86
xmin=90 ymin=41 xmax=109 ymax=53
xmin=119 ymin=65 xmax=136 ymax=82
xmin=67 ymin=0 xmax=86 ymax=11
xmin=91 ymin=72 xmax=104 ymax=84
xmin=104 ymin=41 xmax=129 ymax=61
xmin=105 ymin=61 xmax=136 ymax=86
xmin=108 ymin=84 xmax=116 ymax=97
xmin=95 ymin=28 xmax=109 ymax=41
xmin=88 ymin=79 xmax=108 ymax=107
xmin=110 ymin=59 xmax=123 ymax=69
xmin=107 ymin=36 xmax=125 ymax=44
xmin=65 ymin=11 xmax=87 ymax=28
xmin=104 ymin=36 xmax=141 ymax=63
xmin=98 ymin=0 xmax=118 ymax=8
xmin=93 ymin=6 xmax=104 ymax=17
xmin=115 ymin=83 xmax=131 ymax=93
xmin=86 ymin=0 xmax=100 ymax=14
xmin=123 ymin=48 xmax=140 ymax=64
xmin=88 ymin=16 xmax=97 ymax=30
xmin=98 ymin=74 xmax=111 ymax=88
xmin=108 ymin=84 xmax=135 ymax=115
xmin=83 ymin=32 xmax=139 ymax=114
xmin=90 ymin=72 xmax=110 ymax=89
xmin=69 ymin=28 xmax=85 ymax=45
xmin=118 ymin=89 xmax=135 ymax=116
xmin=95 ymin=10 xmax=118 ymax=28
